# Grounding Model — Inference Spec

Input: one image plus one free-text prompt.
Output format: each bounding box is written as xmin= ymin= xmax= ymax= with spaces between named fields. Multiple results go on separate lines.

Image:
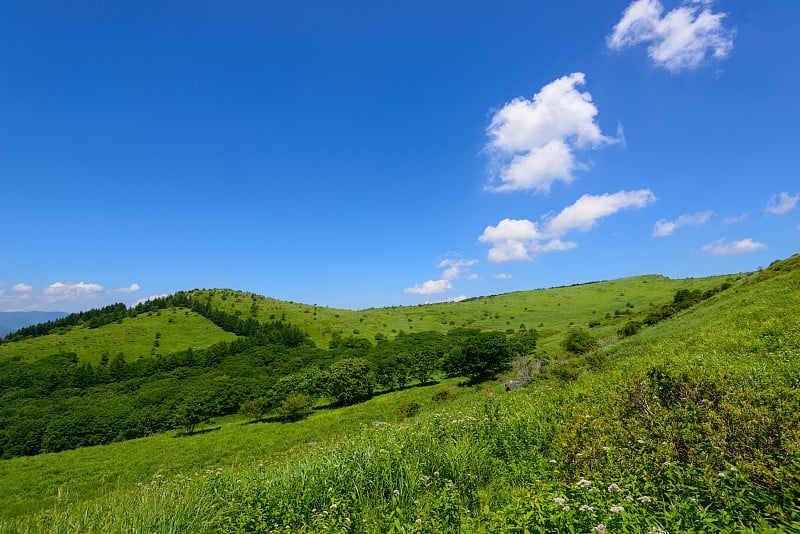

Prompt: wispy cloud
xmin=723 ymin=213 xmax=747 ymax=224
xmin=494 ymin=273 xmax=513 ymax=280
xmin=11 ymin=283 xmax=32 ymax=292
xmin=701 ymin=238 xmax=766 ymax=256
xmin=404 ymin=279 xmax=453 ymax=295
xmin=42 ymin=281 xmax=103 ymax=303
xmin=608 ymin=0 xmax=734 ymax=72
xmin=437 ymin=259 xmax=479 ymax=280
xmin=425 ymin=295 xmax=468 ymax=304
xmin=653 ymin=210 xmax=713 ymax=236
xmin=480 ymin=189 xmax=656 ymax=263
xmin=113 ymin=283 xmax=141 ymax=294
xmin=485 ymin=73 xmax=617 ymax=194
xmin=765 ymin=192 xmax=799 ymax=215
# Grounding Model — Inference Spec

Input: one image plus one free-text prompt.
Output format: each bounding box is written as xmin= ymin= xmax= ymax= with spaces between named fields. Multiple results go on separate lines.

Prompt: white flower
xmin=580 ymin=504 xmax=594 ymax=512
xmin=415 ymin=519 xmax=422 ymax=525
xmin=663 ymin=461 xmax=671 ymax=466
xmin=610 ymin=505 xmax=625 ymax=513
xmin=549 ymin=459 xmax=558 ymax=464
xmin=608 ymin=483 xmax=622 ymax=492
xmin=602 ymin=446 xmax=610 ymax=451
xmin=648 ymin=527 xmax=666 ymax=534
xmin=576 ymin=478 xmax=592 ymax=488
xmin=553 ymin=497 xmax=566 ymax=505
xmin=330 ymin=503 xmax=337 ymax=509
xmin=434 ymin=471 xmax=440 ymax=476
xmin=562 ymin=506 xmax=571 ymax=511
xmin=624 ymin=495 xmax=634 ymax=502
xmin=639 ymin=496 xmax=652 ymax=503
xmin=592 ymin=525 xmax=607 ymax=534
xmin=393 ymin=489 xmax=400 ymax=496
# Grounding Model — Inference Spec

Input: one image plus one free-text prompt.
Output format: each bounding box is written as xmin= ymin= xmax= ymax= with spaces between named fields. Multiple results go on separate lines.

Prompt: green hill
xmin=1 ymin=259 xmax=798 ymax=533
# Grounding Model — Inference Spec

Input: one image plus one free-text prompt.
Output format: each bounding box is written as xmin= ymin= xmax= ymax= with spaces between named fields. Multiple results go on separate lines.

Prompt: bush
xmin=617 ymin=320 xmax=642 ymax=338
xmin=561 ymin=327 xmax=599 ymax=354
xmin=397 ymin=402 xmax=422 ymax=420
xmin=432 ymin=389 xmax=454 ymax=402
xmin=277 ymin=394 xmax=313 ymax=422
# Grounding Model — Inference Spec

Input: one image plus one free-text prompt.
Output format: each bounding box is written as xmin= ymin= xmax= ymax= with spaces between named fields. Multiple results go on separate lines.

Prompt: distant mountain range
xmin=0 ymin=311 xmax=67 ymax=337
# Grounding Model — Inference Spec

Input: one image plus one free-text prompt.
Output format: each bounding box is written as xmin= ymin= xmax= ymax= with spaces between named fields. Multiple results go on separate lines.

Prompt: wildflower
xmin=562 ymin=506 xmax=571 ymax=511
xmin=328 ymin=487 xmax=334 ymax=492
xmin=602 ymin=446 xmax=610 ymax=451
xmin=312 ymin=509 xmax=317 ymax=513
xmin=434 ymin=471 xmax=440 ymax=477
xmin=638 ymin=496 xmax=652 ymax=503
xmin=624 ymin=496 xmax=634 ymax=502
xmin=553 ymin=497 xmax=565 ymax=505
xmin=345 ymin=518 xmax=351 ymax=523
xmin=330 ymin=503 xmax=337 ymax=509
xmin=607 ymin=483 xmax=622 ymax=493
xmin=237 ymin=480 xmax=242 ymax=483
xmin=718 ymin=472 xmax=725 ymax=477
xmin=648 ymin=527 xmax=666 ymax=534
xmin=415 ymin=519 xmax=422 ymax=525
xmin=637 ymin=439 xmax=645 ymax=444
xmin=663 ymin=461 xmax=671 ymax=466
xmin=576 ymin=478 xmax=592 ymax=488
xmin=549 ymin=459 xmax=557 ymax=464
xmin=580 ymin=505 xmax=594 ymax=512
xmin=393 ymin=489 xmax=400 ymax=496
xmin=610 ymin=505 xmax=625 ymax=513
xmin=592 ymin=525 xmax=607 ymax=534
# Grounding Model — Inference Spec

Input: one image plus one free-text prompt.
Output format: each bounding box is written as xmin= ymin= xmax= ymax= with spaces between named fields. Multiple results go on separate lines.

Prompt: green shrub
xmin=397 ymin=402 xmax=422 ymax=420
xmin=561 ymin=327 xmax=599 ymax=354
xmin=277 ymin=394 xmax=313 ymax=422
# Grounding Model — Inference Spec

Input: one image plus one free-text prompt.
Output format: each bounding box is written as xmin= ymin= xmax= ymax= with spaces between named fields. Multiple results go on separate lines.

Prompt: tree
xmin=238 ymin=397 xmax=267 ymax=422
xmin=277 ymin=394 xmax=313 ymax=421
xmin=508 ymin=329 xmax=538 ymax=357
xmin=409 ymin=347 xmax=438 ymax=385
xmin=323 ymin=358 xmax=374 ymax=405
xmin=177 ymin=398 xmax=212 ymax=434
xmin=561 ymin=327 xmax=599 ymax=354
xmin=443 ymin=330 xmax=512 ymax=383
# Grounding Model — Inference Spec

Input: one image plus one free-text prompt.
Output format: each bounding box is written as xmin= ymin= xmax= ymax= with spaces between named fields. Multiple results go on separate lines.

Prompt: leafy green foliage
xmin=561 ymin=327 xmax=599 ymax=354
xmin=324 ymin=358 xmax=375 ymax=405
xmin=443 ymin=329 xmax=512 ymax=382
xmin=277 ymin=394 xmax=313 ymax=422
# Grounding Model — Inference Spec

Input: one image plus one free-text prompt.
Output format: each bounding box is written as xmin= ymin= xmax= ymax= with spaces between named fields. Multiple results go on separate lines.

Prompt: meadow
xmin=0 ymin=308 xmax=236 ymax=365
xmin=0 ymin=257 xmax=797 ymax=532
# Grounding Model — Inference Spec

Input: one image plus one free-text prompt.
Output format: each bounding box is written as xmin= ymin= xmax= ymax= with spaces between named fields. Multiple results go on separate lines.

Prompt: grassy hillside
xmin=1 ymin=257 xmax=797 ymax=532
xmin=0 ymin=307 xmax=237 ymax=364
xmin=194 ymin=274 xmax=733 ymax=349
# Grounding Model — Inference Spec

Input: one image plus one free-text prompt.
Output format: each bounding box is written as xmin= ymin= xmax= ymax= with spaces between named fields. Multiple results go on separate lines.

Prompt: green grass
xmin=1 ymin=261 xmax=796 ymax=533
xmin=0 ymin=377 xmax=465 ymax=518
xmin=195 ymin=274 xmax=733 ymax=349
xmin=0 ymin=308 xmax=236 ymax=364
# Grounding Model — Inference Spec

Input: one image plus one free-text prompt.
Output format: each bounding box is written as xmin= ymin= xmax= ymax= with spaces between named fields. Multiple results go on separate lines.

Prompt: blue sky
xmin=1 ymin=0 xmax=798 ymax=312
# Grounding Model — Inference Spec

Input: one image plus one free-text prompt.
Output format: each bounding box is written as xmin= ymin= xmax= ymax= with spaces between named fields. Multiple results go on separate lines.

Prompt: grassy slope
xmin=1 ymin=260 xmax=793 ymax=532
xmin=0 ymin=308 xmax=237 ymax=365
xmin=195 ymin=274 xmax=732 ymax=349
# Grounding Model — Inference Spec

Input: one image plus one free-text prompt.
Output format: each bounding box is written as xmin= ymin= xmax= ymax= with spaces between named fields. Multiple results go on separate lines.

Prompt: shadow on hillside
xmin=312 ymin=379 xmax=442 ymax=411
xmin=174 ymin=426 xmax=222 ymax=438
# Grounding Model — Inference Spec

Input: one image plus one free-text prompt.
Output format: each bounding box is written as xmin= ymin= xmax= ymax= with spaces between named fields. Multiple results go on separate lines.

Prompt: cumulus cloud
xmin=652 ymin=210 xmax=713 ymax=236
xmin=11 ymin=283 xmax=32 ymax=292
xmin=425 ymin=295 xmax=468 ymax=304
xmin=437 ymin=259 xmax=479 ymax=280
xmin=701 ymin=238 xmax=766 ymax=256
xmin=723 ymin=213 xmax=747 ymax=224
xmin=480 ymin=190 xmax=656 ymax=263
xmin=132 ymin=294 xmax=169 ymax=307
xmin=404 ymin=279 xmax=452 ymax=295
xmin=113 ymin=283 xmax=141 ymax=294
xmin=486 ymin=73 xmax=616 ymax=194
xmin=494 ymin=273 xmax=513 ymax=280
xmin=765 ymin=192 xmax=799 ymax=215
xmin=608 ymin=0 xmax=734 ymax=71
xmin=42 ymin=281 xmax=103 ymax=302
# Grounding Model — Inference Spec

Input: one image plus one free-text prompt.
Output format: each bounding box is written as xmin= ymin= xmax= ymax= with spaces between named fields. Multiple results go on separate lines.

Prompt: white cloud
xmin=765 ymin=192 xmax=799 ymax=215
xmin=701 ymin=238 xmax=767 ymax=256
xmin=486 ymin=73 xmax=616 ymax=193
xmin=608 ymin=0 xmax=734 ymax=71
xmin=723 ymin=213 xmax=747 ymax=224
xmin=11 ymin=283 xmax=32 ymax=292
xmin=113 ymin=283 xmax=141 ymax=294
xmin=467 ymin=274 xmax=482 ymax=280
xmin=404 ymin=279 xmax=452 ymax=295
xmin=494 ymin=273 xmax=513 ymax=280
xmin=132 ymin=294 xmax=169 ymax=307
xmin=652 ymin=210 xmax=713 ymax=236
xmin=480 ymin=190 xmax=656 ymax=263
xmin=437 ymin=259 xmax=479 ymax=280
xmin=546 ymin=190 xmax=657 ymax=234
xmin=42 ymin=281 xmax=103 ymax=302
